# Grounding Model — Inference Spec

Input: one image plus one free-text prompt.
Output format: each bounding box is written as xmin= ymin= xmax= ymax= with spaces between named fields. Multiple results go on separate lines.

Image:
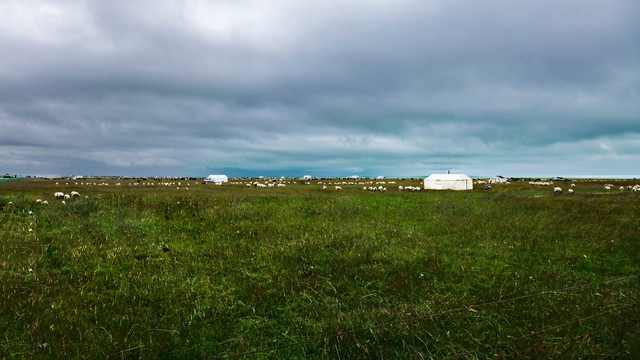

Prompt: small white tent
xmin=204 ymin=174 xmax=228 ymax=183
xmin=424 ymin=174 xmax=473 ymax=190
xmin=489 ymin=175 xmax=509 ymax=184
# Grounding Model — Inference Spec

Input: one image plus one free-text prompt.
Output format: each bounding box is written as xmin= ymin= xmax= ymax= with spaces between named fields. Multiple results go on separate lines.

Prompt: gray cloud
xmin=1 ymin=0 xmax=639 ymax=177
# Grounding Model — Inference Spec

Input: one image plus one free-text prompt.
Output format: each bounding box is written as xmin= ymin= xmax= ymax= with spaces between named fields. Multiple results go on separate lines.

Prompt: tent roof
xmin=425 ymin=174 xmax=472 ymax=181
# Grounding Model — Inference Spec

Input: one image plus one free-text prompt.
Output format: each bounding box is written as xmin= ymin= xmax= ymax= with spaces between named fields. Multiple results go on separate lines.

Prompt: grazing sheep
xmin=398 ymin=186 xmax=403 ymax=191
xmin=604 ymin=185 xmax=612 ymax=191
xmin=335 ymin=186 xmax=342 ymax=191
xmin=70 ymin=191 xmax=80 ymax=197
xmin=568 ymin=189 xmax=574 ymax=194
xmin=323 ymin=186 xmax=328 ymax=190
xmin=36 ymin=199 xmax=42 ymax=203
xmin=61 ymin=201 xmax=66 ymax=205
xmin=554 ymin=187 xmax=562 ymax=193
xmin=620 ymin=186 xmax=625 ymax=191
xmin=54 ymin=192 xmax=64 ymax=199
xmin=42 ymin=200 xmax=48 ymax=204
xmin=64 ymin=194 xmax=70 ymax=200
xmin=632 ymin=185 xmax=640 ymax=192
xmin=571 ymin=183 xmax=576 ymax=188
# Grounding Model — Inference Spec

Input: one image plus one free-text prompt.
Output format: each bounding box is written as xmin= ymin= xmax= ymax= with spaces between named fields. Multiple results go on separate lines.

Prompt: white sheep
xmin=323 ymin=186 xmax=328 ymax=190
xmin=54 ymin=192 xmax=64 ymax=199
xmin=398 ymin=186 xmax=403 ymax=191
xmin=620 ymin=186 xmax=625 ymax=191
xmin=36 ymin=199 xmax=42 ymax=203
xmin=42 ymin=200 xmax=49 ymax=204
xmin=604 ymin=185 xmax=612 ymax=191
xmin=61 ymin=200 xmax=66 ymax=205
xmin=335 ymin=186 xmax=342 ymax=191
xmin=71 ymin=191 xmax=80 ymax=197
xmin=568 ymin=189 xmax=574 ymax=194
xmin=64 ymin=194 xmax=70 ymax=200
xmin=571 ymin=183 xmax=576 ymax=188
xmin=553 ymin=187 xmax=562 ymax=193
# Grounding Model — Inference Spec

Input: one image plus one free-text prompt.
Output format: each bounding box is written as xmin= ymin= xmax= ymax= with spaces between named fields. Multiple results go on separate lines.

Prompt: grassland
xmin=1 ymin=178 xmax=639 ymax=359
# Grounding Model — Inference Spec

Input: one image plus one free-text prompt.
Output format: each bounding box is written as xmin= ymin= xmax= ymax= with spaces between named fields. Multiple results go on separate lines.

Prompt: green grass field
xmin=1 ymin=178 xmax=639 ymax=359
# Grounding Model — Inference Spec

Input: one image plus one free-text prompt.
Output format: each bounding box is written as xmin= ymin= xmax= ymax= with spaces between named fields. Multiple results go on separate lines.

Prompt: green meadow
xmin=1 ymin=178 xmax=639 ymax=359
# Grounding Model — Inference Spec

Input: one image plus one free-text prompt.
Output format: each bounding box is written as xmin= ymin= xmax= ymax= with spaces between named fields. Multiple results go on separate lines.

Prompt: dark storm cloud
xmin=1 ymin=0 xmax=639 ymax=177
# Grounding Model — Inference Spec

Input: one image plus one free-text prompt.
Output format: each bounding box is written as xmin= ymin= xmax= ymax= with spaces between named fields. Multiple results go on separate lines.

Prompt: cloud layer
xmin=1 ymin=0 xmax=639 ymax=177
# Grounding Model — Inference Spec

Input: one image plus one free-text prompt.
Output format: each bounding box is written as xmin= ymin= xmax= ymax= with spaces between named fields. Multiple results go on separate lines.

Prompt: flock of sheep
xmin=553 ymin=183 xmax=640 ymax=194
xmin=34 ymin=190 xmax=82 ymax=205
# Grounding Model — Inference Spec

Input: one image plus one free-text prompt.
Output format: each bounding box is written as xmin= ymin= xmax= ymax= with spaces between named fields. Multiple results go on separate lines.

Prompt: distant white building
xmin=424 ymin=174 xmax=473 ymax=190
xmin=489 ymin=175 xmax=509 ymax=184
xmin=204 ymin=174 xmax=228 ymax=183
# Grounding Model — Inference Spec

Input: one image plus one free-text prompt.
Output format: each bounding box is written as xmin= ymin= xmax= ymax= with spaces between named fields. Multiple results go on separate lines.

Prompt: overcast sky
xmin=1 ymin=0 xmax=639 ymax=177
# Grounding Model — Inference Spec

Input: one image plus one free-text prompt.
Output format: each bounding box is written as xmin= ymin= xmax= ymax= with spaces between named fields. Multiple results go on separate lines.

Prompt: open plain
xmin=1 ymin=178 xmax=639 ymax=359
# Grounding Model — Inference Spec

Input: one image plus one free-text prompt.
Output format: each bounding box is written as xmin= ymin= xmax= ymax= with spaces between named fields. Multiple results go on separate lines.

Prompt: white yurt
xmin=424 ymin=174 xmax=473 ymax=190
xmin=204 ymin=174 xmax=228 ymax=183
xmin=489 ymin=175 xmax=509 ymax=184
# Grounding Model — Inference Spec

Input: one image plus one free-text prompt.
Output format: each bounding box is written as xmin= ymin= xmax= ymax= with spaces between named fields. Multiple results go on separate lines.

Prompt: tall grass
xmin=1 ymin=179 xmax=639 ymax=358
